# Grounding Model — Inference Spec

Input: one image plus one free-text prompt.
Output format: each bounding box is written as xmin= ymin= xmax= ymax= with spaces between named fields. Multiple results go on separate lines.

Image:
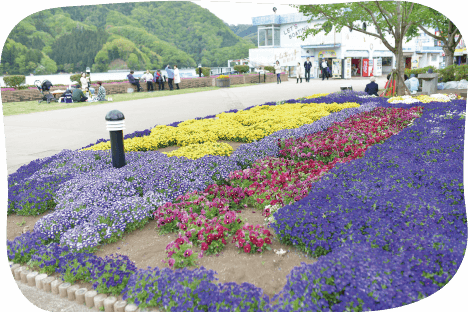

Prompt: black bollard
xmin=105 ymin=110 xmax=126 ymax=168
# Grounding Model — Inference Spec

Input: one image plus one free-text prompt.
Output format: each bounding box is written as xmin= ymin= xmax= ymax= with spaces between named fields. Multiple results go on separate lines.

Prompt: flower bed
xmin=7 ymin=91 xmax=465 ymax=311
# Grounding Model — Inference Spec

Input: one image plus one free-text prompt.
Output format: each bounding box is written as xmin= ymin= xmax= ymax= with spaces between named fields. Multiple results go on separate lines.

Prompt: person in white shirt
xmin=296 ymin=62 xmax=303 ymax=83
xmin=80 ymin=73 xmax=89 ymax=92
xmin=143 ymin=70 xmax=154 ymax=92
xmin=173 ymin=65 xmax=181 ymax=90
xmin=274 ymin=60 xmax=282 ymax=84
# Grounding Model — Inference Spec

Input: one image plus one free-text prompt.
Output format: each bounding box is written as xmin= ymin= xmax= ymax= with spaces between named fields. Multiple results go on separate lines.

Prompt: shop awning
xmin=344 ymin=50 xmax=369 ymax=57
xmin=403 ymin=52 xmax=414 ymax=57
xmin=301 ymin=44 xmax=341 ymax=49
xmin=372 ymin=50 xmax=394 ymax=57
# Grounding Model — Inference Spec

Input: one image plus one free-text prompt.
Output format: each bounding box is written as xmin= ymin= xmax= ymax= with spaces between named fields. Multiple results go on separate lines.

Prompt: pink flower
xmin=184 ymin=249 xmax=193 ymax=257
xmin=168 ymin=258 xmax=175 ymax=267
xmin=243 ymin=243 xmax=251 ymax=253
xmin=201 ymin=242 xmax=209 ymax=251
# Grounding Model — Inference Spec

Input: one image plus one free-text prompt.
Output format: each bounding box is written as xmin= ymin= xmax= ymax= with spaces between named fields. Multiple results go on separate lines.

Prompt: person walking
xmin=165 ymin=65 xmax=174 ymax=90
xmin=296 ymin=62 xmax=303 ymax=83
xmin=364 ymin=76 xmax=379 ymax=96
xmin=143 ymin=70 xmax=154 ymax=92
xmin=304 ymin=57 xmax=312 ymax=82
xmin=320 ymin=59 xmax=329 ymax=81
xmin=274 ymin=60 xmax=281 ymax=84
xmin=127 ymin=70 xmax=143 ymax=92
xmin=173 ymin=65 xmax=181 ymax=90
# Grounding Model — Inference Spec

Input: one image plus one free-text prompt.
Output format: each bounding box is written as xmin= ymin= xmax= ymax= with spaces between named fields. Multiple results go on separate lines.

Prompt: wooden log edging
xmin=8 ymin=261 xmax=161 ymax=312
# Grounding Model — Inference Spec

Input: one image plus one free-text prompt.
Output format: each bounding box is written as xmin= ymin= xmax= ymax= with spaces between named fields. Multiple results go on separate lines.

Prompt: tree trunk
xmin=445 ymin=48 xmax=455 ymax=67
xmin=395 ymin=41 xmax=406 ymax=96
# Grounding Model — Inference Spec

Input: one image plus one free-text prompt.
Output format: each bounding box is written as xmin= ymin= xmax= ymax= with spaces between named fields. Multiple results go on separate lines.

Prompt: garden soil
xmin=6 ymin=141 xmax=316 ymax=299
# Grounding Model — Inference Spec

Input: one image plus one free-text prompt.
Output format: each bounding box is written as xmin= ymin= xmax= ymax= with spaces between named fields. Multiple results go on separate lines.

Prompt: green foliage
xmin=437 ymin=64 xmax=468 ymax=82
xmin=3 ymin=75 xmax=26 ymax=88
xmin=234 ymin=65 xmax=249 ymax=73
xmin=264 ymin=66 xmax=275 ymax=73
xmin=70 ymin=74 xmax=82 ymax=84
xmin=49 ymin=29 xmax=109 ymax=73
xmin=404 ymin=66 xmax=437 ymax=76
xmin=196 ymin=67 xmax=211 ymax=77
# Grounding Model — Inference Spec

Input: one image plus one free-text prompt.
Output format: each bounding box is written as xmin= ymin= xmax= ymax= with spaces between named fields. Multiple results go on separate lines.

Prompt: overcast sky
xmin=195 ymin=1 xmax=299 ymax=25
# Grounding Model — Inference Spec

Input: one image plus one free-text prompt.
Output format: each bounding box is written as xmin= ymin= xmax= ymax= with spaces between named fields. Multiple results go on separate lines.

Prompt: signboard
xmin=374 ymin=58 xmax=382 ymax=76
xmin=318 ymin=50 xmax=337 ymax=58
xmin=249 ymin=48 xmax=300 ymax=67
xmin=362 ymin=58 xmax=370 ymax=77
xmin=344 ymin=58 xmax=352 ymax=79
xmin=332 ymin=59 xmax=342 ymax=78
xmin=369 ymin=59 xmax=374 ymax=77
xmin=411 ymin=58 xmax=419 ymax=69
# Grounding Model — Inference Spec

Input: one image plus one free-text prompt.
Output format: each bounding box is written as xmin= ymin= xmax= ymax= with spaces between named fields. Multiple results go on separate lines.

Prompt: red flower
xmin=256 ymin=238 xmax=264 ymax=248
xmin=176 ymin=238 xmax=185 ymax=245
xmin=243 ymin=243 xmax=251 ymax=253
xmin=201 ymin=242 xmax=208 ymax=251
xmin=222 ymin=238 xmax=227 ymax=245
xmin=184 ymin=249 xmax=193 ymax=257
xmin=265 ymin=237 xmax=272 ymax=245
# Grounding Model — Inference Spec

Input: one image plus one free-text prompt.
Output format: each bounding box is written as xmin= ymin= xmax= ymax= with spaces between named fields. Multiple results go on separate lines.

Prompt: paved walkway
xmin=2 ymin=77 xmax=387 ymax=175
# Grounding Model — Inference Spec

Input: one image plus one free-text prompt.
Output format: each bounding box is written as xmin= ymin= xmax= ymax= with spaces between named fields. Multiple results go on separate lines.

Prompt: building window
xmin=258 ymin=25 xmax=280 ymax=47
xmin=431 ymin=54 xmax=438 ymax=62
xmin=382 ymin=57 xmax=392 ymax=66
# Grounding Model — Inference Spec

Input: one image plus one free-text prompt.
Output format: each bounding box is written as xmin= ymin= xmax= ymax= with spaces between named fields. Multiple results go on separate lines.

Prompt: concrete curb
xmin=8 ymin=261 xmax=161 ymax=312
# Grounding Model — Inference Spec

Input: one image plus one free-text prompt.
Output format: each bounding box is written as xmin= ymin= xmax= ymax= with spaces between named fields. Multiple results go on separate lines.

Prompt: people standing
xmin=127 ymin=70 xmax=143 ymax=92
xmin=165 ymin=65 xmax=174 ymax=90
xmin=296 ymin=62 xmax=303 ymax=84
xmin=364 ymin=76 xmax=379 ymax=96
xmin=274 ymin=60 xmax=281 ymax=84
xmin=320 ymin=59 xmax=329 ymax=81
xmin=80 ymin=73 xmax=88 ymax=92
xmin=173 ymin=65 xmax=181 ymax=90
xmin=304 ymin=57 xmax=312 ymax=82
xmin=157 ymin=70 xmax=165 ymax=90
xmin=143 ymin=70 xmax=154 ymax=92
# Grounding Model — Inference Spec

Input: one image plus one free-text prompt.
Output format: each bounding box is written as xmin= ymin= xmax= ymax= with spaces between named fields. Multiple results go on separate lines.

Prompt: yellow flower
xmin=81 ymin=100 xmax=360 ymax=159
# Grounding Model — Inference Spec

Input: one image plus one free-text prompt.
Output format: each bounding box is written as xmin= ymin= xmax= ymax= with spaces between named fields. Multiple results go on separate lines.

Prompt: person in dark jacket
xmin=127 ymin=70 xmax=143 ymax=92
xmin=72 ymin=87 xmax=88 ymax=102
xmin=304 ymin=57 xmax=312 ymax=82
xmin=364 ymin=77 xmax=379 ymax=96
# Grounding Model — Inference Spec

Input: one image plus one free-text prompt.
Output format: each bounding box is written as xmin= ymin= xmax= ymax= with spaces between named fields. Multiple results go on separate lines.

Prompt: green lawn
xmin=1 ymin=83 xmax=260 ymax=116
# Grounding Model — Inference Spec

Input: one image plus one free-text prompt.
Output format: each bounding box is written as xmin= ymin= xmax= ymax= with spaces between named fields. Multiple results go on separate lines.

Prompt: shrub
xmin=70 ymin=74 xmax=82 ymax=85
xmin=264 ymin=66 xmax=275 ymax=73
xmin=404 ymin=65 xmax=437 ymax=77
xmin=233 ymin=65 xmax=249 ymax=73
xmin=196 ymin=67 xmax=211 ymax=78
xmin=437 ymin=64 xmax=468 ymax=82
xmin=3 ymin=75 xmax=26 ymax=89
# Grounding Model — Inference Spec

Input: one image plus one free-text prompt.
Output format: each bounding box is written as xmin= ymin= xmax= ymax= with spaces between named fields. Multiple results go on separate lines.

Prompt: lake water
xmin=0 ymin=69 xmax=200 ymax=87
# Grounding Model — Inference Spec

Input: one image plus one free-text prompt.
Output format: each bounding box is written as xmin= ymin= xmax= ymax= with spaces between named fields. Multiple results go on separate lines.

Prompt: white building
xmin=249 ymin=12 xmax=445 ymax=78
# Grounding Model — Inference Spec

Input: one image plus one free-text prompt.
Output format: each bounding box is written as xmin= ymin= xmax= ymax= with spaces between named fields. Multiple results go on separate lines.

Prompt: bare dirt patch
xmin=6 ymin=213 xmax=47 ymax=241
xmin=95 ymin=207 xmax=316 ymax=298
xmin=157 ymin=140 xmax=245 ymax=154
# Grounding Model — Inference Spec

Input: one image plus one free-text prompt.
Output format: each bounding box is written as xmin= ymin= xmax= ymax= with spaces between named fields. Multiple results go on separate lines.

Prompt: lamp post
xmin=105 ymin=110 xmax=126 ymax=169
xmin=198 ymin=64 xmax=202 ymax=78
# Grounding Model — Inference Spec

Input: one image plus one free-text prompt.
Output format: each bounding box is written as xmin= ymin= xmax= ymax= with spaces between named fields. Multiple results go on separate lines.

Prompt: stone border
xmin=9 ymin=261 xmax=160 ymax=312
xmin=1 ymin=74 xmax=289 ymax=103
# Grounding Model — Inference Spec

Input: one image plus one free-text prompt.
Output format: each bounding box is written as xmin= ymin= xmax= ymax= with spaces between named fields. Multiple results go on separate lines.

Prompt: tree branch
xmin=372 ymin=1 xmax=396 ymax=38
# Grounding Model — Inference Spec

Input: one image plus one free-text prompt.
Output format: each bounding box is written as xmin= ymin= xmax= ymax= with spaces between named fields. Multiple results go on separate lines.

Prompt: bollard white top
xmin=106 ymin=120 xmax=125 ymax=131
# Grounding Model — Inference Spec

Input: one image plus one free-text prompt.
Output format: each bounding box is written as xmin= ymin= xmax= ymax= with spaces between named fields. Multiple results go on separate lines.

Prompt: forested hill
xmin=1 ymin=1 xmax=256 ymax=75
